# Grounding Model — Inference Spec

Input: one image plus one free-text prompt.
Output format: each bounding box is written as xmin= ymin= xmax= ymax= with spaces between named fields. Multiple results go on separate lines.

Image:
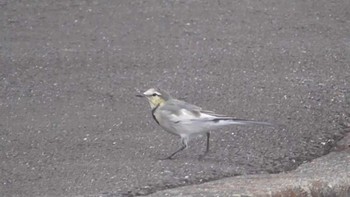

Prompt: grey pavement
xmin=1 ymin=0 xmax=350 ymax=196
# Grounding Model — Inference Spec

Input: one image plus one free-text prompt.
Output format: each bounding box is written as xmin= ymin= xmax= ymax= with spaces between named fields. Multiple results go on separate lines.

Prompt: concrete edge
xmin=148 ymin=149 xmax=350 ymax=197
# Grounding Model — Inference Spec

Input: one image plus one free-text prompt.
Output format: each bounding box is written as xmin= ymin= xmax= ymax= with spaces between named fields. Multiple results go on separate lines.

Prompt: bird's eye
xmin=152 ymin=93 xmax=158 ymax=96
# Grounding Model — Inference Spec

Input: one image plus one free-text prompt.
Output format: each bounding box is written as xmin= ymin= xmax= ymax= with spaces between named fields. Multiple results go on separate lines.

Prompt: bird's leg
xmin=163 ymin=137 xmax=188 ymax=160
xmin=164 ymin=145 xmax=186 ymax=160
xmin=199 ymin=132 xmax=210 ymax=160
xmin=205 ymin=132 xmax=210 ymax=154
xmin=198 ymin=132 xmax=211 ymax=160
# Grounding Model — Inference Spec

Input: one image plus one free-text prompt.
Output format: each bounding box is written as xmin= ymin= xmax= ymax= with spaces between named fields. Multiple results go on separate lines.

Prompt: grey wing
xmin=169 ymin=100 xmax=229 ymax=117
xmin=160 ymin=99 xmax=273 ymax=127
xmin=161 ymin=99 xmax=229 ymax=120
xmin=161 ymin=99 xmax=204 ymax=116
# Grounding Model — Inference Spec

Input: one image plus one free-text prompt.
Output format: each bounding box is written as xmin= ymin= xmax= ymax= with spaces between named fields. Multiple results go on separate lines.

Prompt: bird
xmin=136 ymin=88 xmax=272 ymax=159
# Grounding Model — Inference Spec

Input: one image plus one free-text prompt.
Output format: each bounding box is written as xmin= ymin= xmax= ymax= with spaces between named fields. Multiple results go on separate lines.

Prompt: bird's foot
xmin=198 ymin=152 xmax=209 ymax=160
xmin=159 ymin=155 xmax=174 ymax=160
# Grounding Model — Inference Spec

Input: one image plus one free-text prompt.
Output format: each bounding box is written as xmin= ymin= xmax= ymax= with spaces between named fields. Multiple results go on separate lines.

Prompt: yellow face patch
xmin=147 ymin=95 xmax=166 ymax=108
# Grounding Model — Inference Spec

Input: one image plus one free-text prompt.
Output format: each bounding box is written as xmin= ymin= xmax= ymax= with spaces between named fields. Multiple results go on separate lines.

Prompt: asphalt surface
xmin=1 ymin=0 xmax=350 ymax=196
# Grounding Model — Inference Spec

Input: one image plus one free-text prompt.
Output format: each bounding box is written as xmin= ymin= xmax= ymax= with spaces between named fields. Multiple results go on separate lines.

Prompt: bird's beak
xmin=136 ymin=94 xmax=144 ymax=98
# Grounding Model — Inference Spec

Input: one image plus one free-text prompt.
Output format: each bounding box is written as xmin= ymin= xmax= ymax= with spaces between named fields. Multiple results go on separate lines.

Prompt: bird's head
xmin=136 ymin=88 xmax=171 ymax=109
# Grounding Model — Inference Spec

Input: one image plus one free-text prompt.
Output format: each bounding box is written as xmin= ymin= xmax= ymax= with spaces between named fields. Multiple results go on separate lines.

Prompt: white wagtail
xmin=137 ymin=88 xmax=272 ymax=159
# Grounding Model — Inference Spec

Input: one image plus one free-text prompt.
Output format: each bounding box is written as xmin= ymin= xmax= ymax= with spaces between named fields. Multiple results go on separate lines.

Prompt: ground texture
xmin=1 ymin=0 xmax=350 ymax=196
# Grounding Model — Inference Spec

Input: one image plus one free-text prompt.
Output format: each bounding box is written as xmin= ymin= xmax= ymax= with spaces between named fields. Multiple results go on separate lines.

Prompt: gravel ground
xmin=1 ymin=0 xmax=350 ymax=196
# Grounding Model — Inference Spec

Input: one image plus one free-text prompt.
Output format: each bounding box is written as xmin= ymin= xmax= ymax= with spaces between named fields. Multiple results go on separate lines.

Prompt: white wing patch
xmin=168 ymin=108 xmax=217 ymax=123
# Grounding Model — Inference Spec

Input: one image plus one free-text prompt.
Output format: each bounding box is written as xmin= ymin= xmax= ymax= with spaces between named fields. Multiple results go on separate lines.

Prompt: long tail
xmin=182 ymin=117 xmax=273 ymax=133
xmin=211 ymin=117 xmax=273 ymax=127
